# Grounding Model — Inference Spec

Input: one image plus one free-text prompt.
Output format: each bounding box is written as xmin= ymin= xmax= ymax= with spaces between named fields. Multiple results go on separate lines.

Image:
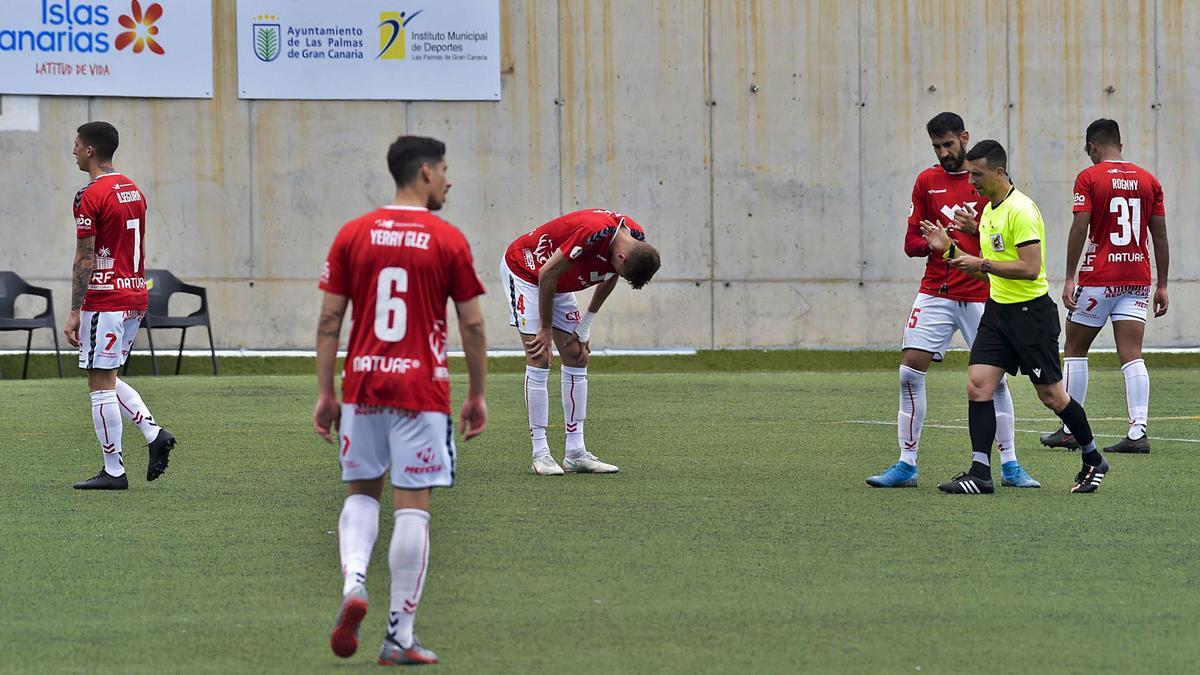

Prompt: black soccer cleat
xmin=147 ymin=428 xmax=176 ymax=481
xmin=73 ymin=469 xmax=129 ymax=490
xmin=1040 ymin=426 xmax=1081 ymax=450
xmin=937 ymin=472 xmax=995 ymax=495
xmin=1103 ymin=435 xmax=1150 ymax=454
xmin=1071 ymin=457 xmax=1110 ymax=493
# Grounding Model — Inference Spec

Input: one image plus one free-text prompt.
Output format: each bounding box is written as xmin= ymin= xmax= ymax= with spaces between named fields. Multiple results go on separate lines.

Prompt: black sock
xmin=970 ymin=461 xmax=992 ymax=480
xmin=968 ymin=400 xmax=996 ymax=479
xmin=1056 ymin=398 xmax=1102 ymax=466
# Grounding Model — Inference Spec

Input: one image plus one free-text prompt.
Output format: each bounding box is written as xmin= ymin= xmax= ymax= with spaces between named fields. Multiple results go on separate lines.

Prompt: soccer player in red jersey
xmin=313 ymin=136 xmax=487 ymax=665
xmin=65 ymin=121 xmax=175 ymax=491
xmin=501 ymin=209 xmax=660 ymax=475
xmin=1041 ymin=119 xmax=1170 ymax=454
xmin=867 ymin=112 xmax=1039 ymax=488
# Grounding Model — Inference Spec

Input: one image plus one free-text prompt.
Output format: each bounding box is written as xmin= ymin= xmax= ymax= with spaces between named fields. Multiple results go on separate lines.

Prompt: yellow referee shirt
xmin=978 ymin=187 xmax=1050 ymax=303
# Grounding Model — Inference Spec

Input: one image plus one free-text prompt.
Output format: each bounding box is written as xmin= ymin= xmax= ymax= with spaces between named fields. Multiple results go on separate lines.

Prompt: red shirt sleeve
xmin=1072 ymin=170 xmax=1093 ymax=213
xmin=319 ymin=225 xmax=352 ymax=296
xmin=1151 ymin=176 xmax=1166 ymax=216
xmin=904 ymin=175 xmax=931 ymax=258
xmin=447 ymin=233 xmax=486 ymax=303
xmin=74 ymin=186 xmax=101 ymax=239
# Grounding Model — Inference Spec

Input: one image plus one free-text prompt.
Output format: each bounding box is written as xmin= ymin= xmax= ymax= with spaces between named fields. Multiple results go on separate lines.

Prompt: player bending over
xmin=501 ymin=209 xmax=660 ymax=475
xmin=66 ymin=121 xmax=175 ymax=491
xmin=314 ymin=136 xmax=488 ymax=665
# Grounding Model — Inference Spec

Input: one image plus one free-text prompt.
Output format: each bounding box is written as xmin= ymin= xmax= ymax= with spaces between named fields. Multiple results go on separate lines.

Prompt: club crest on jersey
xmin=569 ymin=246 xmax=584 ymax=259
xmin=990 ymin=233 xmax=1004 ymax=251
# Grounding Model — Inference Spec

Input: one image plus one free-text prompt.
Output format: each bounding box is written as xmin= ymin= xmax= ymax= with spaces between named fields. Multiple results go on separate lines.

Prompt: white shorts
xmin=78 ymin=310 xmax=143 ymax=370
xmin=901 ymin=293 xmax=985 ymax=361
xmin=338 ymin=404 xmax=456 ymax=489
xmin=1067 ymin=285 xmax=1151 ymax=328
xmin=499 ymin=260 xmax=581 ymax=335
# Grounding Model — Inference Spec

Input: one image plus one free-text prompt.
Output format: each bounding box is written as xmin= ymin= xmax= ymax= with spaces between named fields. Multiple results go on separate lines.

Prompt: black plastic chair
xmin=125 ymin=269 xmax=218 ymax=375
xmin=0 ymin=271 xmax=64 ymax=379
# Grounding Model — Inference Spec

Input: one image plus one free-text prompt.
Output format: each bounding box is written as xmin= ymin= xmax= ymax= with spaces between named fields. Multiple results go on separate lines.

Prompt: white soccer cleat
xmin=562 ymin=452 xmax=619 ymax=474
xmin=532 ymin=454 xmax=565 ymax=476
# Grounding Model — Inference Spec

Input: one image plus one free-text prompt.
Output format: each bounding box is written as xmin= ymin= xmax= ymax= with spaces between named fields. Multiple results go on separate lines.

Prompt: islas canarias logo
xmin=377 ymin=10 xmax=420 ymax=60
xmin=115 ymin=0 xmax=165 ymax=54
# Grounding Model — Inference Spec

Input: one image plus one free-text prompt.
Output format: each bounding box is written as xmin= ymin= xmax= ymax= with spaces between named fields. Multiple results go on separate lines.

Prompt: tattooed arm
xmin=313 ymin=291 xmax=349 ymax=443
xmin=63 ymin=235 xmax=96 ymax=347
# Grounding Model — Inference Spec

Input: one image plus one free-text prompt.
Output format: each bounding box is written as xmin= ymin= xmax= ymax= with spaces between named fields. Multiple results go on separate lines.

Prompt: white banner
xmin=0 ymin=1 xmax=213 ymax=98
xmin=236 ymin=0 xmax=500 ymax=101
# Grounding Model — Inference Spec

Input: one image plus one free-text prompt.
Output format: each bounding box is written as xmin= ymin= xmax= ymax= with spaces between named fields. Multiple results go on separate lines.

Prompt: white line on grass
xmin=842 ymin=419 xmax=1200 ymax=444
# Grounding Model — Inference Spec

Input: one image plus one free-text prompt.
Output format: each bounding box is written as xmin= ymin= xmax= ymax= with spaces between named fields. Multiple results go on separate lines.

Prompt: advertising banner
xmin=236 ymin=0 xmax=500 ymax=101
xmin=0 ymin=0 xmax=214 ymax=98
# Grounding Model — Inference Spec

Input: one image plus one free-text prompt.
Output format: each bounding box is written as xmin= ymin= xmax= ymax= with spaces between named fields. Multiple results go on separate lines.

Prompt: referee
xmin=919 ymin=140 xmax=1109 ymax=494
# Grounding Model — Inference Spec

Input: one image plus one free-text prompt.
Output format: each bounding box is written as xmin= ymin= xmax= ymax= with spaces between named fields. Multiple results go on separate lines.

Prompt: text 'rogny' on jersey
xmin=504 ymin=209 xmax=646 ymax=293
xmin=320 ymin=205 xmax=485 ymax=414
xmin=74 ymin=172 xmax=149 ymax=312
xmin=1073 ymin=160 xmax=1165 ymax=286
xmin=905 ymin=166 xmax=990 ymax=302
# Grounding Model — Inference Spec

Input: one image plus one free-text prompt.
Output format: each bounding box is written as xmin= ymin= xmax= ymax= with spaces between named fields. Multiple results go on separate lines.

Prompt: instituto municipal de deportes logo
xmin=252 ymin=14 xmax=280 ymax=62
xmin=377 ymin=9 xmax=421 ymax=60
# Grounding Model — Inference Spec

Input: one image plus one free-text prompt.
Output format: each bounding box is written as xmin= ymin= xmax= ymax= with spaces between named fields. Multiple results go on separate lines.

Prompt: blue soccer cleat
xmin=1000 ymin=461 xmax=1041 ymax=488
xmin=866 ymin=461 xmax=918 ymax=488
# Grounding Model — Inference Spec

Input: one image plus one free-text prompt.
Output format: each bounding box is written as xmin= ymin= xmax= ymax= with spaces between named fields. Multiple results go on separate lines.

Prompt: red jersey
xmin=905 ymin=166 xmax=990 ymax=302
xmin=74 ymin=173 xmax=149 ymax=312
xmin=504 ymin=209 xmax=646 ymax=293
xmin=319 ymin=206 xmax=485 ymax=413
xmin=1073 ymin=160 xmax=1165 ymax=286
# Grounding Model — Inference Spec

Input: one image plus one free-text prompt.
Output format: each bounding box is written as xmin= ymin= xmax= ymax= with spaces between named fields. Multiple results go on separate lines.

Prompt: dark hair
xmin=387 ymin=136 xmax=446 ymax=186
xmin=77 ymin=121 xmax=119 ymax=160
xmin=965 ymin=139 xmax=1007 ymax=169
xmin=623 ymin=243 xmax=661 ymax=290
xmin=1086 ymin=118 xmax=1121 ymax=147
xmin=926 ymin=112 xmax=965 ymax=138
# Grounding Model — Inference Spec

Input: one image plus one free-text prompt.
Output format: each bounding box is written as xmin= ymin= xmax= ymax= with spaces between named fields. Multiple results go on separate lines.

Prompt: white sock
xmin=338 ymin=494 xmax=380 ymax=596
xmin=91 ymin=390 xmax=124 ymax=477
xmin=972 ymin=451 xmax=990 ymax=467
xmin=115 ymin=378 xmax=161 ymax=443
xmin=1122 ymin=359 xmax=1149 ymax=439
xmin=993 ymin=377 xmax=1017 ymax=464
xmin=561 ymin=365 xmax=588 ymax=458
xmin=897 ymin=366 xmax=926 ymax=466
xmin=525 ymin=366 xmax=550 ymax=459
xmin=388 ymin=508 xmax=431 ymax=648
xmin=1062 ymin=357 xmax=1089 ymax=434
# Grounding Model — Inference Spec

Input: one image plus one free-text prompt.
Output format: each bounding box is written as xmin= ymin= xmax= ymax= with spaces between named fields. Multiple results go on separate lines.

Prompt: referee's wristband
xmin=942 ymin=242 xmax=957 ymax=260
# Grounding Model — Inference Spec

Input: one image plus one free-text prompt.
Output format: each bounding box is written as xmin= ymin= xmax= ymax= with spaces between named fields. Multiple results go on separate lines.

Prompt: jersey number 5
xmin=374 ymin=267 xmax=408 ymax=342
xmin=1108 ymin=197 xmax=1142 ymax=246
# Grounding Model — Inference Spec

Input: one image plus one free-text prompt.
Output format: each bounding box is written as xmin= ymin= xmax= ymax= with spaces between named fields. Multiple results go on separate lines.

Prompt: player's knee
xmin=966 ymin=379 xmax=993 ymax=401
xmin=1036 ymin=386 xmax=1067 ymax=411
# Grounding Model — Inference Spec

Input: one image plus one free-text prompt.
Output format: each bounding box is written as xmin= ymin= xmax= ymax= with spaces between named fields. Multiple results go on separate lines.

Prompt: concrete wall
xmin=1 ymin=0 xmax=1196 ymax=351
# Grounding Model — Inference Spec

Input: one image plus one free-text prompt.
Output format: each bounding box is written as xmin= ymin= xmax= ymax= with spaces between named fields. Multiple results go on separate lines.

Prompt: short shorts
xmin=901 ymin=293 xmax=986 ymax=361
xmin=969 ymin=294 xmax=1063 ymax=385
xmin=78 ymin=310 xmax=143 ymax=370
xmin=1067 ymin=285 xmax=1151 ymax=328
xmin=337 ymin=404 xmax=456 ymax=489
xmin=499 ymin=259 xmax=581 ymax=335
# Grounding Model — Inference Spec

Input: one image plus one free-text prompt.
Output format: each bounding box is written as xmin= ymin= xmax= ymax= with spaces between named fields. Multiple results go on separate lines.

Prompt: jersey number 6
xmin=374 ymin=267 xmax=408 ymax=342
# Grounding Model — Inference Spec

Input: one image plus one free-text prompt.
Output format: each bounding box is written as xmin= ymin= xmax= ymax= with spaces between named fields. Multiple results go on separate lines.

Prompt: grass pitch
xmin=2 ymin=364 xmax=1198 ymax=673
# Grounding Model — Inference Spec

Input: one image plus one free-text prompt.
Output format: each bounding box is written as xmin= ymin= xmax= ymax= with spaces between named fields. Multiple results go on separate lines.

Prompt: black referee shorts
xmin=969 ymin=294 xmax=1063 ymax=385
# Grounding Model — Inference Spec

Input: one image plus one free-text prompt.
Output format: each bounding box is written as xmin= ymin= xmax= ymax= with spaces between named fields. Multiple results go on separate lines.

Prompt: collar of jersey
xmin=382 ymin=205 xmax=429 ymax=211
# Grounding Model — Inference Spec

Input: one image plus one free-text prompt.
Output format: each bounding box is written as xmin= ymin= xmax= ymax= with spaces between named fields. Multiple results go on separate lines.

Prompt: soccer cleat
xmin=1071 ymin=457 xmax=1110 ymax=493
xmin=1000 ymin=461 xmax=1042 ymax=488
xmin=72 ymin=469 xmax=129 ymax=490
xmin=146 ymin=428 xmax=176 ymax=481
xmin=1040 ymin=426 xmax=1080 ymax=450
xmin=865 ymin=461 xmax=918 ymax=488
xmin=378 ymin=635 xmax=439 ymax=665
xmin=532 ymin=454 xmax=564 ymax=476
xmin=937 ymin=471 xmax=994 ymax=494
xmin=1103 ymin=435 xmax=1150 ymax=454
xmin=330 ymin=585 xmax=369 ymax=658
xmin=562 ymin=451 xmax=619 ymax=474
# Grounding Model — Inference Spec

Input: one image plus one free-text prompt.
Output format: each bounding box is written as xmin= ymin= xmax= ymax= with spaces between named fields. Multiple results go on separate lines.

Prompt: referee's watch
xmin=943 ymin=242 xmax=957 ymax=260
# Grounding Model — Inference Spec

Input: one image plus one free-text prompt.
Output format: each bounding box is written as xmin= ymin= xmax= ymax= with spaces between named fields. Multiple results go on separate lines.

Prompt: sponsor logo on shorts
xmin=403 ymin=464 xmax=444 ymax=474
xmin=1103 ymin=285 xmax=1151 ymax=299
